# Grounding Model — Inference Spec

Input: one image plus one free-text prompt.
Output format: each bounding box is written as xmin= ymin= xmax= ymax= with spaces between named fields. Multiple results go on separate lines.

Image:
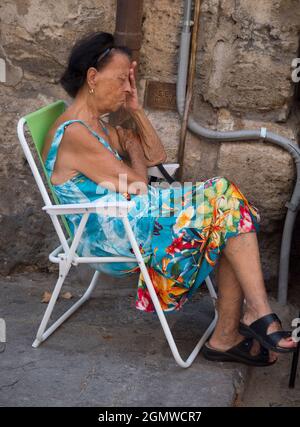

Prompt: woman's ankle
xmin=242 ymin=303 xmax=272 ymax=325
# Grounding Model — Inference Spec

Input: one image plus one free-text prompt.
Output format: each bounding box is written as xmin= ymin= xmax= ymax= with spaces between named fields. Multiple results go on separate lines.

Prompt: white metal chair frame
xmin=17 ymin=116 xmax=218 ymax=368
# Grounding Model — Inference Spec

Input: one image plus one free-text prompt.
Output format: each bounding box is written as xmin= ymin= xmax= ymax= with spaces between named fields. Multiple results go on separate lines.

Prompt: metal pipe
xmin=177 ymin=0 xmax=300 ymax=304
xmin=177 ymin=0 xmax=202 ymax=181
xmin=111 ymin=0 xmax=144 ymax=126
xmin=114 ymin=0 xmax=144 ymax=67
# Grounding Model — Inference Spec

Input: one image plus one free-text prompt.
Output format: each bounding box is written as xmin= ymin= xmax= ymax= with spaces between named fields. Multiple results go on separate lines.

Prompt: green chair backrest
xmin=24 ymin=100 xmax=73 ymax=239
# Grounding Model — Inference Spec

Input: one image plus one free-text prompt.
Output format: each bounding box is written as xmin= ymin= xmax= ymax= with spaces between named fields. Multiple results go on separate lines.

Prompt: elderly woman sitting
xmin=42 ymin=32 xmax=296 ymax=367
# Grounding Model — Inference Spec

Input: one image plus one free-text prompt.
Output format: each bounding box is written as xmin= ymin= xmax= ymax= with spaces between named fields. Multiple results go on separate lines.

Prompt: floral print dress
xmin=45 ymin=120 xmax=260 ymax=313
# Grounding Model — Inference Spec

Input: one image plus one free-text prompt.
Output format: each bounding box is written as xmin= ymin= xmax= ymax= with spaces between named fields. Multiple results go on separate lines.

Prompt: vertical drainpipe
xmin=110 ymin=0 xmax=144 ymax=126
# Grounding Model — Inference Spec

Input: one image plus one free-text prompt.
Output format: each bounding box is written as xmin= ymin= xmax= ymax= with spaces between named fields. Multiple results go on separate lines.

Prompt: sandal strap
xmin=237 ymin=337 xmax=253 ymax=354
xmin=267 ymin=330 xmax=292 ymax=347
xmin=249 ymin=313 xmax=282 ymax=337
xmin=235 ymin=337 xmax=269 ymax=362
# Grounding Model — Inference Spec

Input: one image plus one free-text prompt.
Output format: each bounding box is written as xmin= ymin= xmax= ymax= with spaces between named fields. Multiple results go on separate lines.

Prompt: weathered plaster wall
xmin=1 ymin=0 xmax=299 ymax=283
xmin=0 ymin=0 xmax=116 ymax=274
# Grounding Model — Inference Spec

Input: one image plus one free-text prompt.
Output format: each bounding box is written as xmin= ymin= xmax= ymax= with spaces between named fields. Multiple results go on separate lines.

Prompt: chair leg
xmin=148 ymin=273 xmax=218 ymax=368
xmin=122 ymin=214 xmax=218 ymax=367
xmin=289 ymin=311 xmax=300 ymax=388
xmin=289 ymin=344 xmax=299 ymax=388
xmin=32 ymin=270 xmax=100 ymax=348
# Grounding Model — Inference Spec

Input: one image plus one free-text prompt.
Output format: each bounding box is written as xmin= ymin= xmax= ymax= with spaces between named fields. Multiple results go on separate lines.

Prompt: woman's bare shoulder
xmin=42 ymin=112 xmax=81 ymax=162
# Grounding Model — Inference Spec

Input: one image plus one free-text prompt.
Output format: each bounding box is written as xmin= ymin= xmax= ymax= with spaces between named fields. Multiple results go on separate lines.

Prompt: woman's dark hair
xmin=60 ymin=32 xmax=132 ymax=98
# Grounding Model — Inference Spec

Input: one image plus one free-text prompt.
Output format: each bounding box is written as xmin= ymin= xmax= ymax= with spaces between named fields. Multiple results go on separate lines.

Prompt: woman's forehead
xmin=107 ymin=52 xmax=131 ymax=73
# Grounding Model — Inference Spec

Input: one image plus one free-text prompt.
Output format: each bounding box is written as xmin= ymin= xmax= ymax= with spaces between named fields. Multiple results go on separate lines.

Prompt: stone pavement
xmin=0 ymin=269 xmax=248 ymax=407
xmin=238 ymin=298 xmax=300 ymax=407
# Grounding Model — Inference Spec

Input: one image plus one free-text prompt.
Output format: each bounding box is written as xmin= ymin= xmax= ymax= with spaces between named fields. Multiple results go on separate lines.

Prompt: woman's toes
xmin=250 ymin=340 xmax=277 ymax=362
xmin=265 ymin=320 xmax=297 ymax=349
xmin=249 ymin=339 xmax=260 ymax=356
xmin=269 ymin=350 xmax=278 ymax=363
xmin=278 ymin=337 xmax=297 ymax=349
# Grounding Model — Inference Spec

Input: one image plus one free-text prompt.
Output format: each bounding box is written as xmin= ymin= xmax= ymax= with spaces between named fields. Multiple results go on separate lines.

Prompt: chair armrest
xmin=43 ymin=200 xmax=135 ymax=216
xmin=147 ymin=163 xmax=179 ymax=179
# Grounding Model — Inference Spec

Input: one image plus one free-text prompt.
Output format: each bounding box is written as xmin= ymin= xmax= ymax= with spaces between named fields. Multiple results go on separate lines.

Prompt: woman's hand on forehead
xmin=125 ymin=60 xmax=141 ymax=112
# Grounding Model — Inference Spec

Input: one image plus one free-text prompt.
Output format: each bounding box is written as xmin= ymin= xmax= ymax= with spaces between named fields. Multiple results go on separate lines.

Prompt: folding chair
xmin=17 ymin=100 xmax=218 ymax=368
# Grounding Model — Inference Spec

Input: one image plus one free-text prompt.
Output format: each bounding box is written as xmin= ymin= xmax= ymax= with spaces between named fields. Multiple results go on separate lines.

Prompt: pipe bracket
xmin=285 ymin=201 xmax=300 ymax=212
xmin=260 ymin=127 xmax=267 ymax=139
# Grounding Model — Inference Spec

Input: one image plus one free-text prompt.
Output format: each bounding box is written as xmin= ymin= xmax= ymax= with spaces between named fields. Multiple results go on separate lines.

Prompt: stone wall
xmin=140 ymin=0 xmax=300 ymax=281
xmin=0 ymin=0 xmax=116 ymax=274
xmin=1 ymin=0 xmax=299 ymax=283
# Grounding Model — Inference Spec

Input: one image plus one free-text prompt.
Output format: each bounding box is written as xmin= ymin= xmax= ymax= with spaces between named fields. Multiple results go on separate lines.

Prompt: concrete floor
xmin=0 ymin=269 xmax=248 ymax=407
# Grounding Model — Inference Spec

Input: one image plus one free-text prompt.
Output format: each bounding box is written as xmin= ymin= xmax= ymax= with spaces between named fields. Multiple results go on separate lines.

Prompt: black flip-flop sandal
xmin=239 ymin=313 xmax=295 ymax=354
xmin=202 ymin=337 xmax=276 ymax=367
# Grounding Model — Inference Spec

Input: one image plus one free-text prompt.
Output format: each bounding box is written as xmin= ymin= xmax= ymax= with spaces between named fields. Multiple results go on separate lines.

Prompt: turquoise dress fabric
xmin=45 ymin=120 xmax=156 ymax=275
xmin=45 ymin=120 xmax=260 ymax=313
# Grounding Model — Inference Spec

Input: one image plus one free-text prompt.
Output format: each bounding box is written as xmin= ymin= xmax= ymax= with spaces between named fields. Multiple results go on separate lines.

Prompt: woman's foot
xmin=204 ymin=332 xmax=277 ymax=366
xmin=241 ymin=310 xmax=296 ymax=352
xmin=208 ymin=332 xmax=277 ymax=363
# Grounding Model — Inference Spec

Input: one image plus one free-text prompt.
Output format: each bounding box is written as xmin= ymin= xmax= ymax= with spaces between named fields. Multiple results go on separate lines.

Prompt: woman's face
xmin=89 ymin=52 xmax=132 ymax=113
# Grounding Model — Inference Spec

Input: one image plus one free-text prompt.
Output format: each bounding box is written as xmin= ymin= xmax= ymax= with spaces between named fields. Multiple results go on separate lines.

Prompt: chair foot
xmin=32 ymin=338 xmax=42 ymax=348
xmin=32 ymin=270 xmax=99 ymax=348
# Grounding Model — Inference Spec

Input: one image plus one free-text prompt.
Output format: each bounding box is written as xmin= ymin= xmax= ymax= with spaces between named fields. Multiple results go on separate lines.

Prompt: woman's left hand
xmin=124 ymin=61 xmax=142 ymax=112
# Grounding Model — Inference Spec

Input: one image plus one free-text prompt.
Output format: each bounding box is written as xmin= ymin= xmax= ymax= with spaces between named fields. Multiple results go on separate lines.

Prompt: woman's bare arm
xmin=129 ymin=108 xmax=167 ymax=165
xmin=124 ymin=138 xmax=148 ymax=183
xmin=105 ymin=113 xmax=167 ymax=167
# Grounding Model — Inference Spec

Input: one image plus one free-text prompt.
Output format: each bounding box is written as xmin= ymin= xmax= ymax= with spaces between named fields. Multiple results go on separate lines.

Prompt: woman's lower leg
xmin=209 ymin=253 xmax=268 ymax=357
xmin=209 ymin=253 xmax=244 ymax=350
xmin=222 ymin=231 xmax=295 ymax=349
xmin=223 ymin=232 xmax=271 ymax=317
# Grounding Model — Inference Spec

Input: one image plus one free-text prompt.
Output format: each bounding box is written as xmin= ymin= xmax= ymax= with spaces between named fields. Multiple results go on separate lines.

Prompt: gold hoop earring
xmin=89 ymin=88 xmax=94 ymax=94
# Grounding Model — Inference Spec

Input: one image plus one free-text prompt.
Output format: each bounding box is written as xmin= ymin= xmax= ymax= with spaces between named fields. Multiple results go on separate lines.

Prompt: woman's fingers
xmin=129 ymin=71 xmax=136 ymax=90
xmin=129 ymin=61 xmax=137 ymax=90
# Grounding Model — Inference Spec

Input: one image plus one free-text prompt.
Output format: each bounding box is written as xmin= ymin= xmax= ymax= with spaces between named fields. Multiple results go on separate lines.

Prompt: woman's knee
xmin=214 ymin=176 xmax=233 ymax=196
xmin=220 ymin=176 xmax=233 ymax=187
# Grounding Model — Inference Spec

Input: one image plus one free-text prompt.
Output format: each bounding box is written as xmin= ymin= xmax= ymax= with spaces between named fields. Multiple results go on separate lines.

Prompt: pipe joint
xmin=285 ymin=201 xmax=300 ymax=213
xmin=183 ymin=20 xmax=194 ymax=27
